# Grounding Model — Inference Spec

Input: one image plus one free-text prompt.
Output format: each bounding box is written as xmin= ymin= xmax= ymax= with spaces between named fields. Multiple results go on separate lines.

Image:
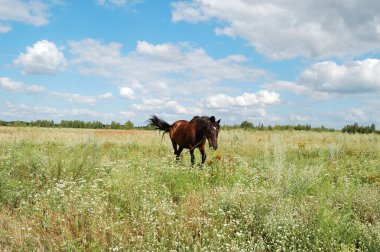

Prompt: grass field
xmin=0 ymin=126 xmax=379 ymax=251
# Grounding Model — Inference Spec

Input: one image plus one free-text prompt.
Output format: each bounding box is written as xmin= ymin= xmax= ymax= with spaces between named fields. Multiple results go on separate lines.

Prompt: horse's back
xmin=170 ymin=120 xmax=196 ymax=148
xmin=170 ymin=120 xmax=187 ymax=136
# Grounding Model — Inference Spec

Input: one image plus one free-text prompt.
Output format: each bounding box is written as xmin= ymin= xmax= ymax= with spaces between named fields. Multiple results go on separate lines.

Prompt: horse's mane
xmin=190 ymin=116 xmax=213 ymax=138
xmin=190 ymin=116 xmax=210 ymax=122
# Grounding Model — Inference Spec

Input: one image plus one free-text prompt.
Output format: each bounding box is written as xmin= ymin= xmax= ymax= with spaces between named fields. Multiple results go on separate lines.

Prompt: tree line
xmin=223 ymin=121 xmax=335 ymax=132
xmin=223 ymin=120 xmax=378 ymax=134
xmin=0 ymin=119 xmax=377 ymax=134
xmin=341 ymin=123 xmax=376 ymax=134
xmin=0 ymin=120 xmax=134 ymax=130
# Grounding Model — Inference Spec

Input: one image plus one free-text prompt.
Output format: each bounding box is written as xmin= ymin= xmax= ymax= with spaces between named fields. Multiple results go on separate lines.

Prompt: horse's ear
xmin=210 ymin=116 xmax=216 ymax=122
xmin=217 ymin=119 xmax=221 ymax=124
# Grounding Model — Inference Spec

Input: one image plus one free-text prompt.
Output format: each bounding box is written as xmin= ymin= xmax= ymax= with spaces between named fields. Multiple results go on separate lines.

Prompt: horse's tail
xmin=148 ymin=115 xmax=171 ymax=133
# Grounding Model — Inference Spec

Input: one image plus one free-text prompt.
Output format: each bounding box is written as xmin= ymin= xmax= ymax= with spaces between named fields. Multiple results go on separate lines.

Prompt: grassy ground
xmin=0 ymin=126 xmax=379 ymax=251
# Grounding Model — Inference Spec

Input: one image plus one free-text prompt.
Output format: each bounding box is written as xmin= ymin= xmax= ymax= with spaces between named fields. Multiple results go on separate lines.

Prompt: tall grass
xmin=0 ymin=127 xmax=379 ymax=250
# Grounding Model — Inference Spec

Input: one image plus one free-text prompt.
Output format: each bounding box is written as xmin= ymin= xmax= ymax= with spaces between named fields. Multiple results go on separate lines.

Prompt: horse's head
xmin=206 ymin=116 xmax=221 ymax=150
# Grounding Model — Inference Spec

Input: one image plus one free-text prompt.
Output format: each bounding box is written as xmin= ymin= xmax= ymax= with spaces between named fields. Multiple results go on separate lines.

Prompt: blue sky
xmin=1 ymin=0 xmax=380 ymax=128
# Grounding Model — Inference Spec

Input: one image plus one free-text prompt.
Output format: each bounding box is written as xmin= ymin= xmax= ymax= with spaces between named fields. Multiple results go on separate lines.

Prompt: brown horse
xmin=149 ymin=115 xmax=221 ymax=165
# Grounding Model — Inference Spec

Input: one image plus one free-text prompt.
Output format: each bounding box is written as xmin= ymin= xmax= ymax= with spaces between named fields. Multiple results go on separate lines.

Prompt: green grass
xmin=0 ymin=127 xmax=380 ymax=251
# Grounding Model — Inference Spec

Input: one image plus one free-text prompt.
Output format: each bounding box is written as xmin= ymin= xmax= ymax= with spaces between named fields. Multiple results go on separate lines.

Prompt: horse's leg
xmin=171 ymin=139 xmax=179 ymax=159
xmin=199 ymin=143 xmax=206 ymax=164
xmin=176 ymin=147 xmax=183 ymax=160
xmin=172 ymin=140 xmax=183 ymax=160
xmin=190 ymin=149 xmax=195 ymax=166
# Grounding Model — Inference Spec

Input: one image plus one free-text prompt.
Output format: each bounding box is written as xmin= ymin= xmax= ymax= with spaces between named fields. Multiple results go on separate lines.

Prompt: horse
xmin=148 ymin=115 xmax=221 ymax=165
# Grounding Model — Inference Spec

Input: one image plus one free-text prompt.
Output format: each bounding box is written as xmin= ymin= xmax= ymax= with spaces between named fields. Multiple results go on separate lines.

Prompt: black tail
xmin=148 ymin=115 xmax=171 ymax=133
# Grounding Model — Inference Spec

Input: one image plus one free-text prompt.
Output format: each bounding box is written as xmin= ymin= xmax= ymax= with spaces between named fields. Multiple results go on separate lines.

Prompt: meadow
xmin=0 ymin=126 xmax=379 ymax=251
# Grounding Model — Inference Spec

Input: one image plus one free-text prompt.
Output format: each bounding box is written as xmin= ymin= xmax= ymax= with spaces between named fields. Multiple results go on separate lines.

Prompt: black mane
xmin=191 ymin=115 xmax=210 ymax=122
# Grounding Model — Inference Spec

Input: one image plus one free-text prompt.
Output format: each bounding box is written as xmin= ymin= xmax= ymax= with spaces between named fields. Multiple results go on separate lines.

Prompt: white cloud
xmin=0 ymin=76 xmax=113 ymax=105
xmin=50 ymin=91 xmax=113 ymax=105
xmin=67 ymin=39 xmax=280 ymax=122
xmin=14 ymin=40 xmax=67 ymax=75
xmin=96 ymin=0 xmax=141 ymax=8
xmin=205 ymin=90 xmax=280 ymax=109
xmin=0 ymin=22 xmax=11 ymax=33
xmin=119 ymin=86 xmax=135 ymax=99
xmin=327 ymin=107 xmax=376 ymax=128
xmin=0 ymin=77 xmax=46 ymax=93
xmin=266 ymin=81 xmax=308 ymax=95
xmin=136 ymin=40 xmax=183 ymax=61
xmin=97 ymin=0 xmax=126 ymax=6
xmin=172 ymin=1 xmax=210 ymax=23
xmin=119 ymin=111 xmax=135 ymax=118
xmin=99 ymin=92 xmax=113 ymax=99
xmin=342 ymin=108 xmax=367 ymax=122
xmin=0 ymin=0 xmax=49 ymax=33
xmin=314 ymin=98 xmax=380 ymax=128
xmin=69 ymin=39 xmax=266 ymax=97
xmin=268 ymin=59 xmax=380 ymax=99
xmin=201 ymin=90 xmax=281 ymax=124
xmin=290 ymin=113 xmax=310 ymax=122
xmin=69 ymin=39 xmax=122 ymax=66
xmin=131 ymin=97 xmax=202 ymax=115
xmin=172 ymin=0 xmax=380 ymax=59
xmin=299 ymin=59 xmax=380 ymax=94
xmin=69 ymin=39 xmax=125 ymax=78
xmin=2 ymin=101 xmax=113 ymax=120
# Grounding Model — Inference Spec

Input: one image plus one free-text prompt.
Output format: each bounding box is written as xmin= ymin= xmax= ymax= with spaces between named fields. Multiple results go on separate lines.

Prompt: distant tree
xmin=110 ymin=121 xmax=121 ymax=129
xmin=32 ymin=120 xmax=55 ymax=127
xmin=123 ymin=121 xmax=134 ymax=130
xmin=12 ymin=121 xmax=26 ymax=127
xmin=60 ymin=120 xmax=68 ymax=128
xmin=353 ymin=123 xmax=359 ymax=133
xmin=370 ymin=123 xmax=376 ymax=133
xmin=342 ymin=123 xmax=376 ymax=134
xmin=92 ymin=121 xmax=104 ymax=129
xmin=258 ymin=123 xmax=265 ymax=131
xmin=240 ymin=120 xmax=254 ymax=129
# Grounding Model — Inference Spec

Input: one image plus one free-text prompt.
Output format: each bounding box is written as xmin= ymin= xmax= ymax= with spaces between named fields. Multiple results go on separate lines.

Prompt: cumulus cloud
xmin=267 ymin=59 xmax=380 ymax=99
xmin=97 ymin=0 xmax=126 ymax=6
xmin=326 ymin=107 xmax=374 ymax=128
xmin=119 ymin=86 xmax=135 ymax=99
xmin=119 ymin=111 xmax=135 ymax=118
xmin=96 ymin=0 xmax=140 ymax=8
xmin=172 ymin=1 xmax=210 ymax=23
xmin=205 ymin=90 xmax=280 ymax=109
xmin=290 ymin=114 xmax=311 ymax=122
xmin=131 ymin=97 xmax=202 ymax=115
xmin=0 ymin=22 xmax=11 ymax=33
xmin=0 ymin=76 xmax=113 ymax=105
xmin=343 ymin=108 xmax=367 ymax=122
xmin=2 ymin=101 xmax=113 ymax=121
xmin=69 ymin=39 xmax=266 ymax=96
xmin=0 ymin=77 xmax=46 ymax=93
xmin=172 ymin=0 xmax=380 ymax=59
xmin=14 ymin=40 xmax=67 ymax=75
xmin=50 ymin=91 xmax=113 ymax=105
xmin=67 ymin=39 xmax=282 ymax=122
xmin=299 ymin=59 xmax=380 ymax=94
xmin=50 ymin=92 xmax=96 ymax=105
xmin=69 ymin=39 xmax=122 ymax=66
xmin=136 ymin=40 xmax=183 ymax=61
xmin=99 ymin=92 xmax=113 ymax=99
xmin=0 ymin=0 xmax=49 ymax=33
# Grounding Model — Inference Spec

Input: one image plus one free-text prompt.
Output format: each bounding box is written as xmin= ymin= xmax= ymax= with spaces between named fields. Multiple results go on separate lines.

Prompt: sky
xmin=1 ymin=0 xmax=380 ymax=128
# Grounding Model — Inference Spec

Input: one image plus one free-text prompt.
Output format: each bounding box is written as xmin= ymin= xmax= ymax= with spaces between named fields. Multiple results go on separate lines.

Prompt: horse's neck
xmin=193 ymin=120 xmax=208 ymax=139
